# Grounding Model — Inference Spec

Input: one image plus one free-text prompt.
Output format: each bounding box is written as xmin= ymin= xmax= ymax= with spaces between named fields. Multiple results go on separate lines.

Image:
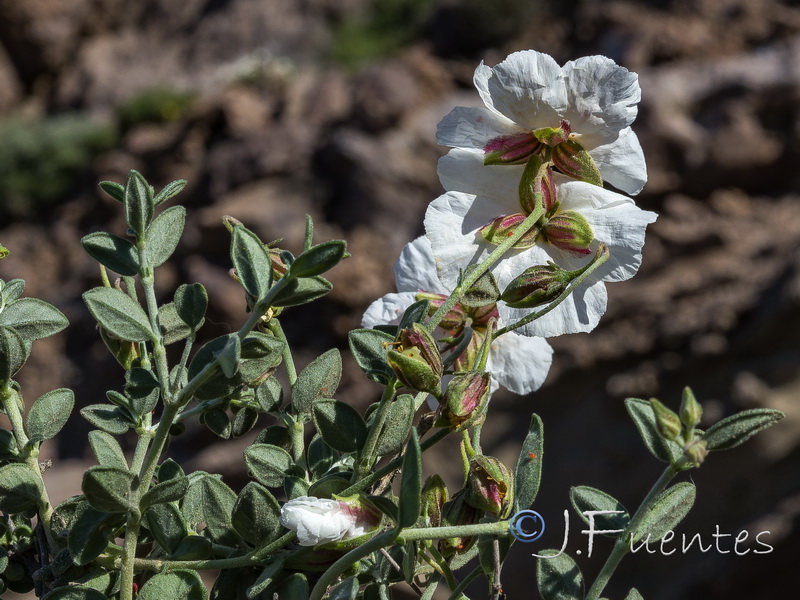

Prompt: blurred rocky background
xmin=1 ymin=0 xmax=799 ymax=598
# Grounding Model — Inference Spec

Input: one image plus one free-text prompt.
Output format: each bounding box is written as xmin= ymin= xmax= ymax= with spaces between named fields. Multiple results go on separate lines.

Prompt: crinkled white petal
xmin=559 ymin=56 xmax=640 ymax=138
xmin=437 ymin=149 xmax=524 ymax=198
xmin=362 ymin=292 xmax=417 ymax=329
xmin=487 ymin=333 xmax=553 ymax=395
xmin=436 ymin=106 xmax=521 ymax=149
xmin=587 ymin=127 xmax=647 ymax=195
xmin=474 ymin=51 xmax=563 ymax=130
xmin=394 ymin=237 xmax=448 ymax=294
xmin=280 ymin=497 xmax=355 ymax=546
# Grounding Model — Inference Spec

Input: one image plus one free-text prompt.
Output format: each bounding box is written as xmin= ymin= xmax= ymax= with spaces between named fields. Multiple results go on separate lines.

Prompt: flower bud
xmin=439 ymin=489 xmax=482 ymax=556
xmin=650 ymin=398 xmax=682 ymax=442
xmin=479 ymin=213 xmax=540 ymax=249
xmin=415 ymin=292 xmax=466 ymax=332
xmin=501 ymin=262 xmax=573 ymax=308
xmin=682 ymin=438 xmax=708 ymax=468
xmin=466 ymin=455 xmax=515 ymax=518
xmin=421 ymin=474 xmax=449 ymax=528
xmin=519 ymin=154 xmax=557 ymax=215
xmin=483 ymin=132 xmax=542 ymax=165
xmin=459 ymin=266 xmax=500 ymax=310
xmin=542 ymin=210 xmax=594 ymax=255
xmin=551 ymin=137 xmax=603 ymax=187
xmin=435 ymin=371 xmax=491 ymax=431
xmin=533 ymin=120 xmax=572 ymax=147
xmin=387 ymin=323 xmax=443 ymax=396
xmin=679 ymin=387 xmax=703 ymax=430
xmin=279 ymin=495 xmax=380 ymax=547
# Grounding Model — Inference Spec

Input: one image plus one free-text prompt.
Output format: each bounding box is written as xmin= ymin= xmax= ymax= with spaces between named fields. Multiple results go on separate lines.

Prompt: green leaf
xmin=397 ymin=300 xmax=430 ymax=331
xmin=397 ymin=430 xmax=421 ymax=529
xmin=42 ymin=585 xmax=108 ymax=600
xmin=231 ymin=482 xmax=282 ymax=546
xmin=514 ymin=413 xmax=544 ymax=512
xmin=181 ymin=473 xmax=239 ymax=545
xmin=288 ymin=240 xmax=347 ymax=278
xmin=625 ymin=398 xmax=681 ymax=463
xmin=0 ymin=297 xmax=68 ymax=344
xmin=158 ymin=458 xmax=185 ymax=482
xmin=307 ymin=435 xmax=337 ymax=479
xmin=632 ymin=482 xmax=696 ymax=543
xmin=124 ymin=170 xmax=154 ymax=238
xmin=0 ymin=428 xmax=19 ymax=460
xmin=141 ymin=476 xmax=190 ymax=510
xmin=137 ymin=570 xmax=206 ymax=600
xmin=478 ymin=528 xmax=510 ymax=577
xmin=81 ymin=232 xmax=140 ymax=276
xmin=26 ymin=388 xmax=74 ymax=443
xmin=80 ymin=404 xmax=134 ymax=435
xmin=82 ymin=466 xmax=135 ymax=513
xmin=372 ymin=394 xmax=415 ymax=456
xmin=232 ymin=407 xmax=259 ymax=438
xmin=271 ymin=275 xmax=332 ymax=307
xmin=125 ymin=367 xmax=160 ymax=416
xmin=157 ymin=301 xmax=192 ymax=345
xmin=202 ymin=406 xmax=231 ymax=439
xmin=88 ymin=430 xmax=128 ymax=470
xmin=83 ymin=287 xmax=155 ymax=342
xmin=625 ymin=589 xmax=644 ymax=600
xmin=98 ymin=180 xmax=124 ymax=202
xmin=68 ymin=503 xmax=119 ymax=565
xmin=274 ymin=573 xmax=307 ymax=599
xmin=285 ymin=474 xmax=310 ymax=500
xmin=365 ymin=495 xmax=398 ymax=522
xmin=244 ymin=444 xmax=293 ymax=488
xmin=536 ymin=550 xmax=583 ymax=600
xmin=255 ymin=377 xmax=283 ymax=412
xmin=171 ymin=535 xmax=212 ymax=560
xmin=145 ymin=503 xmax=187 ymax=554
xmin=569 ymin=486 xmax=629 ymax=534
xmin=231 ymin=225 xmax=272 ymax=300
xmin=0 ymin=463 xmax=43 ymax=513
xmin=312 ymin=398 xmax=367 ymax=453
xmin=348 ymin=328 xmax=395 ymax=383
xmin=292 ymin=348 xmax=342 ymax=413
xmin=153 ymin=179 xmax=187 ymax=206
xmin=0 ymin=325 xmax=28 ymax=380
xmin=328 ymin=576 xmax=359 ymax=600
xmin=703 ymin=408 xmax=785 ymax=451
xmin=146 ymin=205 xmax=186 ymax=267
xmin=174 ymin=283 xmax=207 ymax=329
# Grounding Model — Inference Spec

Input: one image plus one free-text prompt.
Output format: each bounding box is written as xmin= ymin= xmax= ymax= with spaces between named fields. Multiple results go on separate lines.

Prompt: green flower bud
xmin=650 ymin=398 xmax=682 ymax=442
xmin=683 ymin=438 xmax=708 ymax=467
xmin=415 ymin=291 xmax=466 ymax=332
xmin=466 ymin=455 xmax=515 ymax=518
xmin=421 ymin=474 xmax=449 ymax=527
xmin=501 ymin=262 xmax=573 ymax=308
xmin=387 ymin=323 xmax=443 ymax=396
xmin=439 ymin=489 xmax=482 ymax=556
xmin=459 ymin=266 xmax=500 ymax=309
xmin=551 ymin=137 xmax=603 ymax=186
xmin=519 ymin=154 xmax=557 ymax=215
xmin=542 ymin=210 xmax=594 ymax=255
xmin=533 ymin=120 xmax=572 ymax=147
xmin=679 ymin=387 xmax=703 ymax=430
xmin=479 ymin=213 xmax=541 ymax=249
xmin=435 ymin=371 xmax=491 ymax=432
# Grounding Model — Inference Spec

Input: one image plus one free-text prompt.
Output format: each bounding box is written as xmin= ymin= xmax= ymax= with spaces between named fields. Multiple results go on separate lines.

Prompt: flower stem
xmin=584 ymin=463 xmax=681 ymax=600
xmin=426 ymin=203 xmax=545 ymax=332
xmin=267 ymin=318 xmax=297 ymax=386
xmin=353 ymin=380 xmax=398 ymax=482
xmin=495 ymin=243 xmax=610 ymax=336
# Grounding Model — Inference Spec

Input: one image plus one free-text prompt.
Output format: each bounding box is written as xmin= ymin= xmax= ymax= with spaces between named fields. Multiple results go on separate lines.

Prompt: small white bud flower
xmin=279 ymin=496 xmax=371 ymax=547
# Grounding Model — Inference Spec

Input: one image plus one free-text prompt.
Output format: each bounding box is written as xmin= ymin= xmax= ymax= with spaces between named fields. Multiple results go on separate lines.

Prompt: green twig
xmin=353 ymin=380 xmax=398 ymax=482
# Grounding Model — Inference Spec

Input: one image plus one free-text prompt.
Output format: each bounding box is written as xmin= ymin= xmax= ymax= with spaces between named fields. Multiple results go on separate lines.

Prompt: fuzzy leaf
xmin=26 ymin=388 xmax=74 ymax=443
xmin=231 ymin=482 xmax=282 ymax=546
xmin=231 ymin=225 xmax=272 ymax=300
xmin=42 ymin=585 xmax=109 ymax=599
xmin=0 ymin=463 xmax=43 ymax=513
xmin=536 ymin=550 xmax=583 ymax=600
xmin=515 ymin=413 xmax=544 ymax=512
xmin=0 ymin=297 xmax=68 ymax=344
xmin=625 ymin=398 xmax=681 ymax=463
xmin=82 ymin=465 xmax=135 ymax=513
xmin=137 ymin=570 xmax=206 ymax=600
xmin=146 ymin=205 xmax=186 ymax=267
xmin=181 ymin=473 xmax=239 ymax=545
xmin=397 ymin=430 xmax=422 ymax=529
xmin=703 ymin=408 xmax=785 ymax=451
xmin=88 ymin=430 xmax=128 ymax=470
xmin=174 ymin=283 xmax=207 ymax=329
xmin=632 ymin=482 xmax=696 ymax=543
xmin=569 ymin=486 xmax=629 ymax=534
xmin=0 ymin=325 xmax=28 ymax=380
xmin=145 ymin=503 xmax=187 ymax=554
xmin=83 ymin=287 xmax=154 ymax=342
xmin=289 ymin=240 xmax=347 ymax=278
xmin=68 ymin=504 xmax=120 ymax=565
xmin=312 ymin=398 xmax=367 ymax=453
xmin=373 ymin=394 xmax=415 ymax=456
xmin=81 ymin=232 xmax=140 ymax=276
xmin=141 ymin=476 xmax=190 ymax=510
xmin=153 ymin=179 xmax=188 ymax=205
xmin=271 ymin=275 xmax=332 ymax=307
xmin=244 ymin=444 xmax=293 ymax=488
xmin=292 ymin=348 xmax=341 ymax=413
xmin=81 ymin=404 xmax=134 ymax=435
xmin=348 ymin=328 xmax=395 ymax=383
xmin=124 ymin=170 xmax=154 ymax=238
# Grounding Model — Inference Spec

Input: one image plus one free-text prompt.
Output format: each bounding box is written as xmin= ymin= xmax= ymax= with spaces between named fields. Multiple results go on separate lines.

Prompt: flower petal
xmin=437 ymin=148 xmax=524 ymax=199
xmin=475 ymin=51 xmax=563 ymax=130
xmin=587 ymin=127 xmax=647 ymax=195
xmin=488 ymin=333 xmax=553 ymax=395
xmin=362 ymin=292 xmax=417 ymax=328
xmin=394 ymin=237 xmax=448 ymax=294
xmin=436 ymin=106 xmax=521 ymax=149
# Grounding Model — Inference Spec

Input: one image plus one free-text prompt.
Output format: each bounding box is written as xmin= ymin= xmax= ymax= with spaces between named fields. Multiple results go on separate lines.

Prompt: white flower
xmin=280 ymin=496 xmax=374 ymax=547
xmin=437 ymin=50 xmax=646 ymax=195
xmin=362 ymin=237 xmax=553 ymax=395
xmin=424 ymin=174 xmax=657 ymax=338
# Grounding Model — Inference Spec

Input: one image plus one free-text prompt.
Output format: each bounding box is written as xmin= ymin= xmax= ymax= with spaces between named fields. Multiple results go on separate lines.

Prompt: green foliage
xmin=0 ymin=114 xmax=117 ymax=218
xmin=117 ymin=87 xmax=194 ymax=132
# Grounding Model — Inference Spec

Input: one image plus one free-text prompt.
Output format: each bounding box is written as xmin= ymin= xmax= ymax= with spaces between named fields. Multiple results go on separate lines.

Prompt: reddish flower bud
xmin=435 ymin=371 xmax=491 ymax=431
xmin=542 ymin=210 xmax=594 ymax=255
xmin=415 ymin=291 xmax=466 ymax=333
xmin=439 ymin=489 xmax=482 ymax=556
xmin=421 ymin=474 xmax=449 ymax=528
xmin=483 ymin=132 xmax=542 ymax=165
xmin=533 ymin=120 xmax=572 ymax=147
xmin=466 ymin=455 xmax=515 ymax=518
xmin=388 ymin=323 xmax=443 ymax=396
xmin=501 ymin=262 xmax=573 ymax=308
xmin=551 ymin=137 xmax=603 ymax=187
xmin=479 ymin=213 xmax=540 ymax=249
xmin=519 ymin=155 xmax=558 ymax=215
